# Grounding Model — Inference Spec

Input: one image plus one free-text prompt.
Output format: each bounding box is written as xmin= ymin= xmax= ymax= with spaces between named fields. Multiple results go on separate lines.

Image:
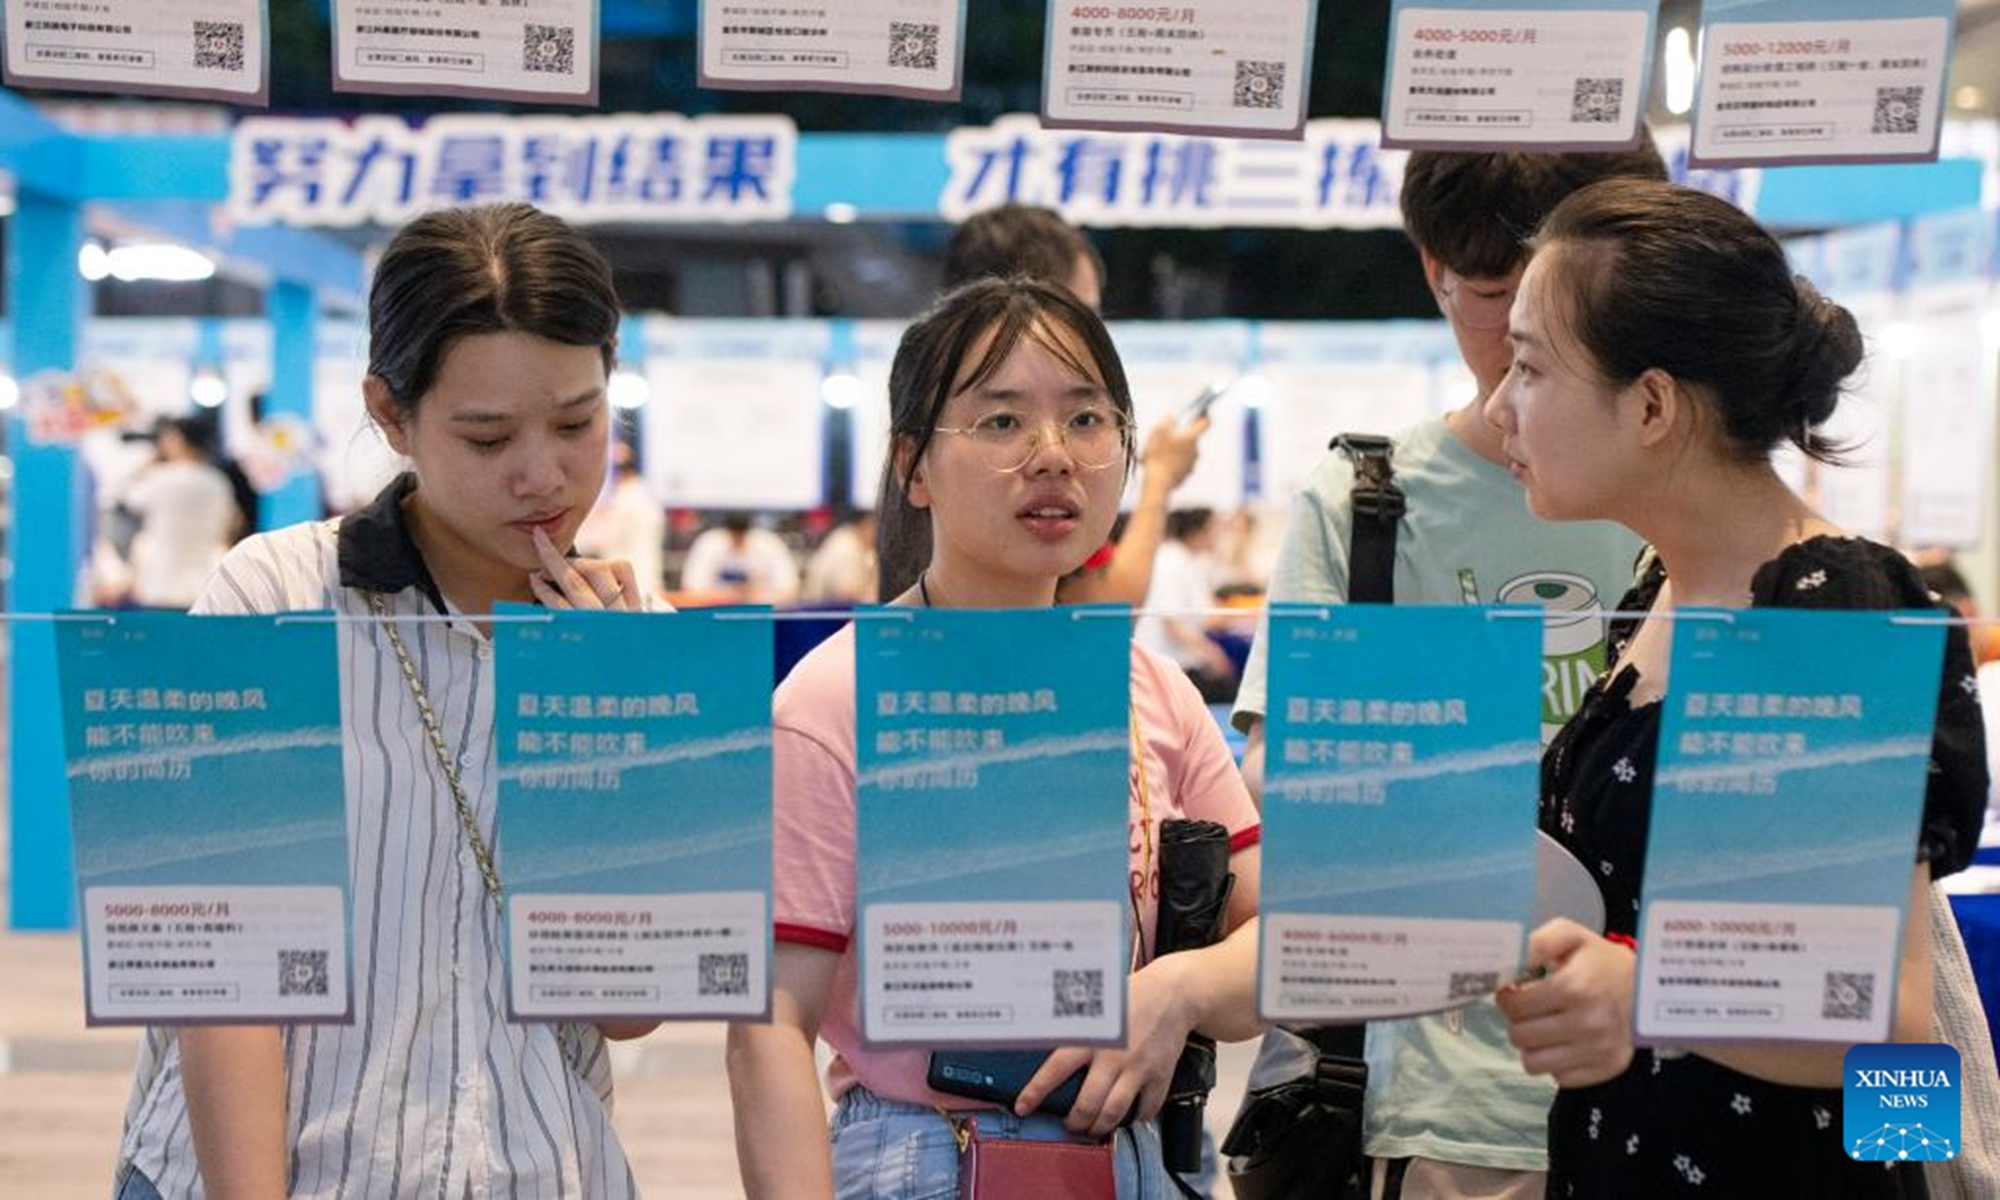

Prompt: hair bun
xmin=1783 ymin=276 xmax=1863 ymax=427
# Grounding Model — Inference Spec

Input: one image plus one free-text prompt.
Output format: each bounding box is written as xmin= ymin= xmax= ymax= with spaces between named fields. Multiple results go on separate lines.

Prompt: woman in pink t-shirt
xmin=725 ymin=278 xmax=1265 ymax=1199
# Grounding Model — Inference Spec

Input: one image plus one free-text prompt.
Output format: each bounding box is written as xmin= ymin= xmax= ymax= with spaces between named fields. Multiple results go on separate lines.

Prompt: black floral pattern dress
xmin=1541 ymin=536 xmax=1989 ymax=1197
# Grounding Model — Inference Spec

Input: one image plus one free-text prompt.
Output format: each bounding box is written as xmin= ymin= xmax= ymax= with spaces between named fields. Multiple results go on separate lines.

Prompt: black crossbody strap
xmin=1330 ymin=433 xmax=1403 ymax=605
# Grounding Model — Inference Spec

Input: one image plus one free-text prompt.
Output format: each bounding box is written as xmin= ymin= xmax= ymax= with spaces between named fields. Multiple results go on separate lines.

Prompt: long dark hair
xmin=875 ymin=278 xmax=1135 ymax=600
xmin=367 ymin=203 xmax=620 ymax=413
xmin=1532 ymin=179 xmax=1862 ymax=464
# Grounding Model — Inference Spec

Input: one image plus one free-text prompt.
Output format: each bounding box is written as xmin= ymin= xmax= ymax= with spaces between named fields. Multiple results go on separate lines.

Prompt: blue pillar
xmin=265 ymin=279 xmax=320 ymax=528
xmin=7 ymin=187 xmax=86 ymax=930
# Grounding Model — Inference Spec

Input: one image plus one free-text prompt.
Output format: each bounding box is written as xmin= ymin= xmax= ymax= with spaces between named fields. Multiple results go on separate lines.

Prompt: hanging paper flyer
xmin=1898 ymin=209 xmax=1996 ymax=549
xmin=698 ymin=0 xmax=965 ymax=101
xmin=56 ymin=612 xmax=350 ymax=1025
xmin=856 ymin=608 xmax=1130 ymax=1047
xmin=1379 ymin=0 xmax=1655 ymax=150
xmin=1638 ymin=609 xmax=1946 ymax=1044
xmin=1041 ymin=0 xmax=1317 ymax=140
xmin=1257 ymin=605 xmax=1543 ymax=1022
xmin=3 ymin=0 xmax=266 ymax=103
xmin=331 ymin=0 xmax=597 ymax=104
xmin=495 ymin=608 xmax=773 ymax=1021
xmin=1689 ymin=0 xmax=1958 ymax=167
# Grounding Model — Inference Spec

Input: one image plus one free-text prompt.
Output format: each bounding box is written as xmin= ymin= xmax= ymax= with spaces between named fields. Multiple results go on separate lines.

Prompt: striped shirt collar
xmin=338 ymin=472 xmax=450 ymax=616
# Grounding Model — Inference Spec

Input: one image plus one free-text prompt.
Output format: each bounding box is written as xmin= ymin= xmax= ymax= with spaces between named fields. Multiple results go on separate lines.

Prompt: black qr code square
xmin=1571 ymin=77 xmax=1623 ymax=124
xmin=1823 ymin=970 xmax=1875 ymax=1021
xmin=1052 ymin=968 xmax=1104 ymax=1018
xmin=888 ymin=22 xmax=939 ymax=72
xmin=1233 ymin=60 xmax=1286 ymax=110
xmin=523 ymin=24 xmax=575 ymax=75
xmin=1873 ymin=87 xmax=1923 ymax=135
xmin=279 ymin=949 xmax=328 ymax=997
xmin=193 ymin=20 xmax=245 ymax=73
xmin=1448 ymin=970 xmax=1500 ymax=1001
xmin=698 ymin=952 xmax=749 ymax=997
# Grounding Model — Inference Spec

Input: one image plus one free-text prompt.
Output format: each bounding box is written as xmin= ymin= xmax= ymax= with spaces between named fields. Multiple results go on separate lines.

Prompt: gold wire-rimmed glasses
xmin=932 ymin=406 xmax=1133 ymax=473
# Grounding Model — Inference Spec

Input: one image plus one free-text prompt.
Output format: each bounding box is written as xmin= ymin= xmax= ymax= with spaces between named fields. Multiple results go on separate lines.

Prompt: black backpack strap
xmin=1330 ymin=433 xmax=1403 ymax=605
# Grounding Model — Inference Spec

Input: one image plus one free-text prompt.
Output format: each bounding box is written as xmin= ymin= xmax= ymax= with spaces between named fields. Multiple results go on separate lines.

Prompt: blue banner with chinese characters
xmin=854 ymin=607 xmax=1130 ymax=1047
xmin=229 ymin=114 xmax=797 ymax=227
xmin=56 ymin=612 xmax=351 ymax=1025
xmin=1637 ymin=608 xmax=1947 ymax=1044
xmin=494 ymin=607 xmax=774 ymax=1021
xmin=1258 ymin=604 xmax=1544 ymax=1021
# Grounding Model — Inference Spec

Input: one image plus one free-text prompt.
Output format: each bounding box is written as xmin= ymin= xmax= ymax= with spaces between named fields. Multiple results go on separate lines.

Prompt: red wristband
xmin=1603 ymin=932 xmax=1637 ymax=953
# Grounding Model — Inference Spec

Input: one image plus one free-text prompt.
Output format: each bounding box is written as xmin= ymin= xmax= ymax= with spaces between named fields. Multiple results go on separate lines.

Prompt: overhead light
xmin=1664 ymin=27 xmax=1696 ymax=116
xmin=608 ymin=368 xmax=650 ymax=411
xmin=820 ymin=371 xmax=864 ymax=410
xmin=1880 ymin=321 xmax=1920 ymax=362
xmin=1954 ymin=86 xmax=1986 ymax=112
xmin=107 ymin=243 xmax=215 ymax=283
xmin=189 ymin=367 xmax=228 ymax=408
xmin=1231 ymin=373 xmax=1273 ymax=410
xmin=824 ymin=203 xmax=859 ymax=225
xmin=78 ymin=242 xmax=110 ymax=281
xmin=0 ymin=373 xmax=17 ymax=411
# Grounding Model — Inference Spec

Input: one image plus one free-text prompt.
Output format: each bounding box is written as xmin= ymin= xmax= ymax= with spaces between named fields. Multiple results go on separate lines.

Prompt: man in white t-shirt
xmin=122 ymin=419 xmax=240 ymax=610
xmin=680 ymin=512 xmax=800 ymax=604
xmin=1137 ymin=507 xmax=1236 ymax=701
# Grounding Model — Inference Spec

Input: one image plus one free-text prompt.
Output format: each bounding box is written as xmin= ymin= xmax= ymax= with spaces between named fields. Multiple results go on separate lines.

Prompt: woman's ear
xmin=894 ymin=436 xmax=931 ymax=510
xmin=363 ymin=376 xmax=411 ymax=456
xmin=1629 ymin=367 xmax=1682 ymax=450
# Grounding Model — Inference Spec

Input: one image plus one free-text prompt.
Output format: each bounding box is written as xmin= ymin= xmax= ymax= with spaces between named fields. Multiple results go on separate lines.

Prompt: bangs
xmin=949 ymin=305 xmax=1110 ymax=401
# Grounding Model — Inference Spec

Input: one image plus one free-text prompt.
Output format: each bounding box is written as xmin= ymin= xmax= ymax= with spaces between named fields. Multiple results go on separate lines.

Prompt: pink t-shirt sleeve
xmin=1141 ymin=646 xmax=1262 ymax=852
xmin=771 ymin=629 xmax=859 ymax=953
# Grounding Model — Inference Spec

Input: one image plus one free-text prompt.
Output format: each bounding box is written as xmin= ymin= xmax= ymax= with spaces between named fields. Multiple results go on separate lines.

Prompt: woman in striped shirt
xmin=115 ymin=203 xmax=656 ymax=1199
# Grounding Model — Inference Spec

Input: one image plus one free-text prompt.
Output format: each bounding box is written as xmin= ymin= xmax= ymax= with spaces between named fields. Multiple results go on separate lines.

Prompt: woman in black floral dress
xmin=1482 ymin=179 xmax=1987 ymax=1196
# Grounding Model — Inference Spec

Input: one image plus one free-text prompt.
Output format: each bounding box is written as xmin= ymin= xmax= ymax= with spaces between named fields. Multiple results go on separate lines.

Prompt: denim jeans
xmin=113 ymin=1164 xmax=163 ymax=1200
xmin=829 ymin=1086 xmax=1179 ymax=1200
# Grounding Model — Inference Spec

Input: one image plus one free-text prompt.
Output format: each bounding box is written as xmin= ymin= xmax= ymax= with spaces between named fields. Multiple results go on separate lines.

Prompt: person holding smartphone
xmin=726 ymin=277 xmax=1266 ymax=1199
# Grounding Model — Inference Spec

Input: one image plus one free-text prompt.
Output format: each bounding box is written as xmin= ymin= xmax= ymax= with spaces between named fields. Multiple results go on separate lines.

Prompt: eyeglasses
xmin=932 ymin=407 xmax=1132 ymax=473
xmin=1438 ymin=269 xmax=1516 ymax=332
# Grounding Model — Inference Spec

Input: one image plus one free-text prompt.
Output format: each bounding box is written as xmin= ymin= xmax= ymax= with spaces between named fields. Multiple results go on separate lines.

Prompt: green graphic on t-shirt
xmin=1495 ymin=571 xmax=1609 ymax=736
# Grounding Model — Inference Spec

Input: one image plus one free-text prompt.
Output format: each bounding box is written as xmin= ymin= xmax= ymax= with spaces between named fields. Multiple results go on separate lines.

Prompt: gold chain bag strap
xmin=363 ymin=588 xmax=504 ymax=906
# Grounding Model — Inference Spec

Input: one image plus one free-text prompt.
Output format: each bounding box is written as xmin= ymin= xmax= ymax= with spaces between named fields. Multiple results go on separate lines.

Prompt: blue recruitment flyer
xmin=1638 ymin=609 xmax=1946 ymax=1044
xmin=56 ymin=612 xmax=351 ymax=1025
xmin=1690 ymin=0 xmax=1958 ymax=167
xmin=494 ymin=607 xmax=774 ymax=1022
xmin=1258 ymin=605 xmax=1544 ymax=1021
xmin=1380 ymin=0 xmax=1657 ymax=151
xmin=855 ymin=607 xmax=1130 ymax=1048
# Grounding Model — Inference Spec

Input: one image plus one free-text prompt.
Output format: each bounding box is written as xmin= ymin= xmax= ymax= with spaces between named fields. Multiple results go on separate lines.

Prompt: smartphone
xmin=1180 ymin=381 xmax=1228 ymax=426
xmin=927 ymin=1049 xmax=1087 ymax=1117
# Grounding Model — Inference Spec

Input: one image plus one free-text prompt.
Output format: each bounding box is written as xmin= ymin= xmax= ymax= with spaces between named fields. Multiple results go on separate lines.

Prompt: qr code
xmin=523 ymin=24 xmax=575 ymax=75
xmin=1571 ymin=77 xmax=1623 ymax=124
xmin=698 ymin=952 xmax=749 ymax=997
xmin=1873 ymin=87 xmax=1922 ymax=135
xmin=193 ymin=20 xmax=244 ymax=73
xmin=279 ymin=949 xmax=328 ymax=997
xmin=888 ymin=21 xmax=939 ymax=71
xmin=1448 ymin=970 xmax=1501 ymax=1001
xmin=1233 ymin=60 xmax=1286 ymax=110
xmin=1052 ymin=968 xmax=1104 ymax=1018
xmin=1823 ymin=971 xmax=1875 ymax=1021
